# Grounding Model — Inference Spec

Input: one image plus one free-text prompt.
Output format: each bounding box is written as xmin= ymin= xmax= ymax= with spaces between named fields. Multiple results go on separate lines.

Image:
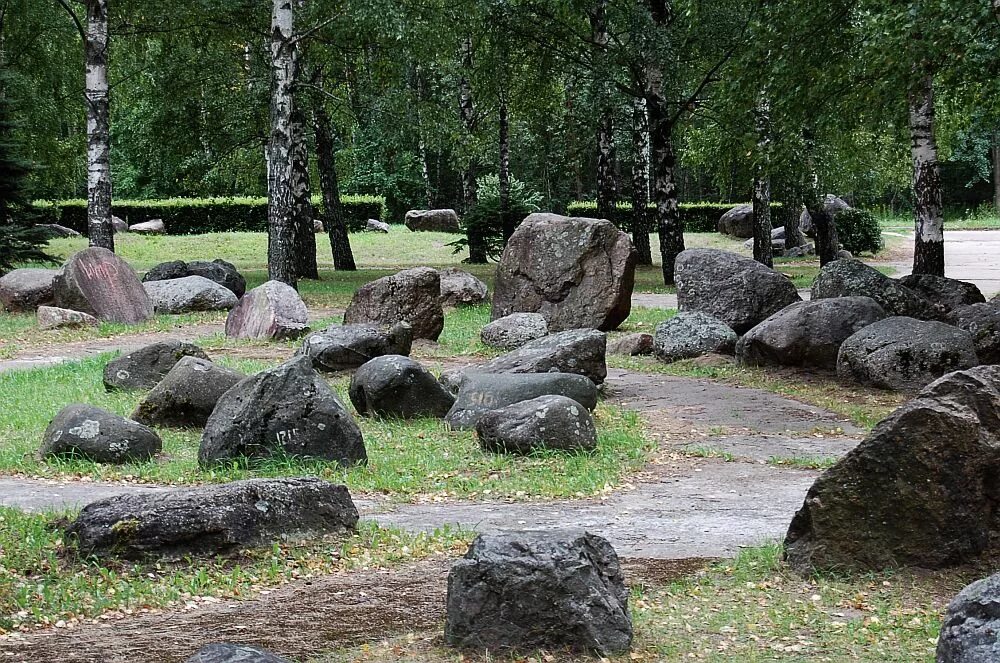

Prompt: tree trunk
xmin=459 ymin=36 xmax=487 ymax=264
xmin=991 ymin=133 xmax=999 ymax=214
xmin=805 ymin=187 xmax=839 ymax=266
xmin=415 ymin=65 xmax=434 ymax=209
xmin=630 ymin=95 xmax=652 ymax=265
xmin=499 ymin=94 xmax=514 ymax=241
xmin=646 ymin=66 xmax=684 ymax=285
xmin=266 ymin=0 xmax=297 ymax=288
xmin=909 ymin=72 xmax=944 ymax=276
xmin=592 ymin=0 xmax=617 ymax=222
xmin=290 ymin=106 xmax=318 ymax=279
xmin=751 ymin=95 xmax=772 ymax=267
xmin=312 ymin=97 xmax=356 ymax=272
xmin=85 ymin=0 xmax=113 ymax=251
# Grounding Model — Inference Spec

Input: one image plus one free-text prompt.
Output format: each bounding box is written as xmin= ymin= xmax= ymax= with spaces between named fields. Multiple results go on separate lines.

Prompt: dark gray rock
xmin=104 ymin=340 xmax=210 ymax=391
xmin=898 ymin=273 xmax=985 ymax=313
xmin=653 ymin=311 xmax=737 ymax=362
xmin=143 ymin=261 xmax=189 ymax=283
xmin=35 ymin=223 xmax=81 ymax=238
xmin=199 ymin=356 xmax=366 ymax=468
xmin=66 ymin=477 xmax=358 ymax=560
xmin=737 ymin=297 xmax=887 ymax=369
xmin=480 ymin=313 xmax=548 ymax=350
xmin=439 ymin=268 xmax=488 ymax=307
xmin=476 ymin=328 xmax=607 ymax=385
xmin=185 ymin=643 xmax=290 ymax=663
xmin=112 ymin=216 xmax=128 ymax=233
xmin=476 ymin=395 xmax=598 ymax=454
xmin=785 ymin=366 xmax=1000 ymax=573
xmin=143 ymin=276 xmax=237 ymax=314
xmin=785 ymin=243 xmax=815 ymax=258
xmin=53 ymin=247 xmax=154 ymax=324
xmin=952 ymin=303 xmax=1000 ymax=365
xmin=404 ymin=208 xmax=461 ymax=232
xmin=297 ymin=322 xmax=413 ymax=372
xmin=225 ymin=280 xmax=308 ymax=340
xmin=40 ymin=404 xmax=161 ymax=464
xmin=810 ymin=259 xmax=944 ymax=321
xmin=716 ymin=204 xmax=753 ymax=238
xmin=0 ymin=268 xmax=58 ymax=312
xmin=132 ymin=357 xmax=245 ymax=428
xmin=937 ymin=573 xmax=1000 ymax=663
xmin=343 ymin=267 xmax=444 ymax=341
xmin=674 ymin=249 xmax=801 ymax=334
xmin=445 ymin=530 xmax=632 ymax=655
xmin=743 ymin=236 xmax=786 ymax=256
xmin=491 ymin=213 xmax=636 ymax=332
xmin=799 ymin=194 xmax=851 ymax=237
xmin=837 ymin=316 xmax=978 ymax=391
xmin=37 ymin=305 xmax=99 ymax=330
xmin=607 ymin=332 xmax=653 ymax=356
xmin=349 ymin=355 xmax=455 ymax=419
xmin=445 ymin=372 xmax=599 ymax=430
xmin=188 ymin=260 xmax=247 ymax=298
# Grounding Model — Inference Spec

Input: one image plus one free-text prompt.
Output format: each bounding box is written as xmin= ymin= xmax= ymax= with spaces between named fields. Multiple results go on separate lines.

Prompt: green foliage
xmin=835 ymin=208 xmax=884 ymax=255
xmin=449 ymin=175 xmax=542 ymax=260
xmin=566 ymin=201 xmax=784 ymax=234
xmin=32 ymin=195 xmax=385 ymax=235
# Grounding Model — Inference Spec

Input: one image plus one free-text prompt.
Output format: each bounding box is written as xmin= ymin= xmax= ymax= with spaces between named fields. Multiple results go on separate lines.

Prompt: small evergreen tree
xmin=0 ymin=69 xmax=52 ymax=274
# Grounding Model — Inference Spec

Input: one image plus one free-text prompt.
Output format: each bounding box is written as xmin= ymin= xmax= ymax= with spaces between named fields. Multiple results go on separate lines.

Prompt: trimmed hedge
xmin=32 ymin=195 xmax=386 ymax=235
xmin=566 ymin=201 xmax=787 ymax=233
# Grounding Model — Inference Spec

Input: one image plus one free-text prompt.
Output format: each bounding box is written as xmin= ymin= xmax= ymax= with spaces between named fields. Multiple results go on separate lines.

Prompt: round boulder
xmin=349 ymin=355 xmax=455 ymax=419
xmin=476 ymin=394 xmax=597 ymax=454
xmin=480 ymin=312 xmax=549 ymax=350
xmin=103 ymin=340 xmax=210 ymax=391
xmin=937 ymin=573 xmax=1000 ymax=663
xmin=810 ymin=259 xmax=943 ymax=321
xmin=439 ymin=267 xmax=488 ymax=307
xmin=297 ymin=322 xmax=413 ymax=372
xmin=40 ymin=404 xmax=161 ymax=464
xmin=0 ymin=268 xmax=58 ymax=312
xmin=225 ymin=280 xmax=308 ymax=340
xmin=898 ymin=273 xmax=985 ymax=314
xmin=653 ymin=311 xmax=737 ymax=363
xmin=343 ymin=267 xmax=444 ymax=340
xmin=53 ymin=247 xmax=154 ymax=324
xmin=131 ymin=357 xmax=246 ymax=428
xmin=143 ymin=275 xmax=238 ymax=314
xmin=404 ymin=208 xmax=461 ymax=233
xmin=716 ymin=204 xmax=754 ymax=238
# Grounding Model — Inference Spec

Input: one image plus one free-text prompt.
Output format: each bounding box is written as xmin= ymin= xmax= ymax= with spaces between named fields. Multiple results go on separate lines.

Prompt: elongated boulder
xmin=476 ymin=395 xmax=598 ymax=454
xmin=784 ymin=366 xmax=1000 ymax=573
xmin=40 ymin=404 xmax=161 ymax=464
xmin=343 ymin=267 xmax=444 ymax=340
xmin=132 ymin=357 xmax=245 ymax=428
xmin=607 ymin=333 xmax=653 ymax=356
xmin=199 ymin=356 xmax=366 ymax=468
xmin=52 ymin=247 xmax=154 ymax=324
xmin=145 ymin=260 xmax=246 ymax=298
xmin=937 ymin=573 xmax=1000 ymax=663
xmin=653 ymin=311 xmax=737 ymax=362
xmin=185 ymin=644 xmax=291 ymax=663
xmin=737 ymin=297 xmax=886 ymax=369
xmin=103 ymin=340 xmax=210 ymax=391
xmin=129 ymin=219 xmax=165 ymax=234
xmin=404 ymin=208 xmax=460 ymax=232
xmin=445 ymin=531 xmax=632 ymax=655
xmin=349 ymin=355 xmax=455 ymax=419
xmin=837 ymin=317 xmax=978 ymax=391
xmin=898 ymin=273 xmax=985 ymax=314
xmin=143 ymin=276 xmax=238 ymax=314
xmin=811 ymin=259 xmax=943 ymax=320
xmin=674 ymin=249 xmax=800 ymax=334
xmin=445 ymin=372 xmax=599 ymax=430
xmin=491 ymin=214 xmax=636 ymax=332
xmin=297 ymin=322 xmax=413 ymax=372
xmin=37 ymin=305 xmax=99 ymax=330
xmin=36 ymin=223 xmax=80 ymax=238
xmin=475 ymin=328 xmax=607 ymax=385
xmin=225 ymin=280 xmax=308 ymax=340
xmin=439 ymin=268 xmax=488 ymax=307
xmin=0 ymin=268 xmax=58 ymax=312
xmin=480 ymin=313 xmax=548 ymax=349
xmin=66 ymin=477 xmax=358 ymax=559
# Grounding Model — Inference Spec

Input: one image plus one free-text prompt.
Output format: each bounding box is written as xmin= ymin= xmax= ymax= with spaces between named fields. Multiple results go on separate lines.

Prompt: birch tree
xmin=751 ymin=95 xmax=772 ymax=267
xmin=630 ymin=96 xmax=652 ymax=265
xmin=592 ymin=0 xmax=617 ymax=221
xmin=458 ymin=35 xmax=487 ymax=263
xmin=909 ymin=72 xmax=944 ymax=276
xmin=266 ymin=0 xmax=297 ymax=287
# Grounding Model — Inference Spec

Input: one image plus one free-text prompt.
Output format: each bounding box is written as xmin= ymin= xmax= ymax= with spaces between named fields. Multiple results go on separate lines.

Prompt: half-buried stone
xmin=837 ymin=316 xmax=978 ymax=391
xmin=476 ymin=395 xmax=597 ymax=454
xmin=897 ymin=273 xmax=985 ymax=314
xmin=66 ymin=477 xmax=358 ymax=559
xmin=349 ymin=355 xmax=455 ymax=419
xmin=225 ymin=280 xmax=309 ymax=340
xmin=471 ymin=328 xmax=607 ymax=385
xmin=445 ymin=372 xmax=599 ymax=430
xmin=653 ymin=311 xmax=737 ymax=362
xmin=439 ymin=267 xmax=488 ymax=307
xmin=199 ymin=356 xmax=366 ymax=468
xmin=143 ymin=275 xmax=238 ymax=314
xmin=184 ymin=644 xmax=290 ymax=663
xmin=343 ymin=267 xmax=444 ymax=340
xmin=297 ymin=321 xmax=413 ymax=372
xmin=40 ymin=404 xmax=161 ymax=464
xmin=132 ymin=356 xmax=245 ymax=428
xmin=810 ymin=259 xmax=944 ymax=321
xmin=0 ymin=267 xmax=58 ymax=312
xmin=37 ymin=305 xmax=98 ymax=330
xmin=103 ymin=340 xmax=210 ymax=391
xmin=445 ymin=530 xmax=632 ymax=655
xmin=937 ymin=573 xmax=1000 ymax=663
xmin=52 ymin=247 xmax=154 ymax=324
xmin=480 ymin=312 xmax=548 ymax=350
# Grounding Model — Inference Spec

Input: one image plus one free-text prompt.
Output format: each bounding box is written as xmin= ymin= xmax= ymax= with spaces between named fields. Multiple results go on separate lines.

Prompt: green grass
xmin=878 ymin=205 xmax=1000 ymax=231
xmin=768 ymin=455 xmax=840 ymax=470
xmin=0 ymin=355 xmax=653 ymax=501
xmin=0 ymin=507 xmax=470 ymax=632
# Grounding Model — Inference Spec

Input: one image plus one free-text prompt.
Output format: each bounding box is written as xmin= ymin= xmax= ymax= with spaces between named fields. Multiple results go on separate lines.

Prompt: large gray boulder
xmin=439 ymin=267 xmax=488 ymax=307
xmin=36 ymin=223 xmax=80 ymax=238
xmin=653 ymin=311 xmax=737 ymax=362
xmin=132 ymin=357 xmax=245 ymax=428
xmin=40 ymin=404 xmax=161 ymax=464
xmin=476 ymin=395 xmax=597 ymax=454
xmin=37 ymin=305 xmax=98 ymax=330
xmin=445 ymin=531 xmax=632 ymax=655
xmin=937 ymin=574 xmax=1000 ymax=663
xmin=225 ymin=280 xmax=308 ymax=340
xmin=491 ymin=213 xmax=636 ymax=332
xmin=143 ymin=276 xmax=238 ymax=314
xmin=103 ymin=340 xmax=210 ymax=391
xmin=404 ymin=208 xmax=461 ymax=232
xmin=811 ymin=259 xmax=943 ymax=321
xmin=129 ymin=219 xmax=165 ymax=234
xmin=799 ymin=194 xmax=851 ymax=237
xmin=199 ymin=356 xmax=366 ymax=468
xmin=480 ymin=312 xmax=548 ymax=350
xmin=146 ymin=260 xmax=247 ymax=299
xmin=66 ymin=477 xmax=358 ymax=559
xmin=952 ymin=303 xmax=1000 ymax=365
xmin=445 ymin=372 xmax=599 ymax=430
xmin=184 ymin=644 xmax=290 ymax=663
xmin=784 ymin=366 xmax=1000 ymax=573
xmin=343 ymin=267 xmax=444 ymax=340
xmin=837 ymin=316 xmax=978 ymax=391
xmin=716 ymin=204 xmax=754 ymax=238
xmin=897 ymin=273 xmax=985 ymax=314
xmin=297 ymin=322 xmax=413 ymax=372
xmin=0 ymin=268 xmax=58 ymax=312
xmin=674 ymin=249 xmax=801 ymax=334
xmin=737 ymin=297 xmax=887 ymax=369
xmin=53 ymin=247 xmax=154 ymax=324
xmin=348 ymin=355 xmax=455 ymax=419
xmin=475 ymin=328 xmax=607 ymax=385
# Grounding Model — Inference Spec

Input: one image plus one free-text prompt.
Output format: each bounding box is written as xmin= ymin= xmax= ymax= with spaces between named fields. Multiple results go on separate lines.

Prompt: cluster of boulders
xmin=719 ymin=194 xmax=852 ymax=259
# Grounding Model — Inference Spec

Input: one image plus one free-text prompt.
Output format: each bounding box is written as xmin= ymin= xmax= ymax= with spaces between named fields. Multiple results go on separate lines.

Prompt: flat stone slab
xmin=681 ymin=434 xmax=860 ymax=464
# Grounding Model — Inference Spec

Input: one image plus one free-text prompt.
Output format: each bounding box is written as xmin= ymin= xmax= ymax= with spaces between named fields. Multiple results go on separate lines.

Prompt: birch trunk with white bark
xmin=909 ymin=72 xmax=944 ymax=276
xmin=752 ymin=95 xmax=772 ymax=267
xmin=646 ymin=65 xmax=684 ymax=285
xmin=291 ymin=106 xmax=318 ymax=279
xmin=630 ymin=95 xmax=652 ymax=265
xmin=499 ymin=95 xmax=513 ymax=241
xmin=267 ymin=0 xmax=297 ymax=287
xmin=85 ymin=0 xmax=113 ymax=251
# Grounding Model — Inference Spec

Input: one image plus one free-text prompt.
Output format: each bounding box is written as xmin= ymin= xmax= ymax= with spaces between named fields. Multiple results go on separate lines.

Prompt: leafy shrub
xmin=32 ymin=195 xmax=386 ymax=235
xmin=565 ymin=200 xmax=784 ymax=233
xmin=835 ymin=208 xmax=883 ymax=254
xmin=449 ymin=175 xmax=542 ymax=260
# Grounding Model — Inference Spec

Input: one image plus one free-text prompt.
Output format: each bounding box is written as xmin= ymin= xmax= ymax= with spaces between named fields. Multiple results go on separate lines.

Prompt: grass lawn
xmin=878 ymin=207 xmax=1000 ymax=231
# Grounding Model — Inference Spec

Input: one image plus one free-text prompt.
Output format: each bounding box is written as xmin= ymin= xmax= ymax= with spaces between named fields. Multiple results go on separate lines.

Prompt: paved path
xmin=886 ymin=229 xmax=1000 ymax=297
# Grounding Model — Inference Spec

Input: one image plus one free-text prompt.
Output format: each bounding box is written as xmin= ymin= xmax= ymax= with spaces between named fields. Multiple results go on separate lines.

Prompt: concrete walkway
xmin=886 ymin=229 xmax=1000 ymax=297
